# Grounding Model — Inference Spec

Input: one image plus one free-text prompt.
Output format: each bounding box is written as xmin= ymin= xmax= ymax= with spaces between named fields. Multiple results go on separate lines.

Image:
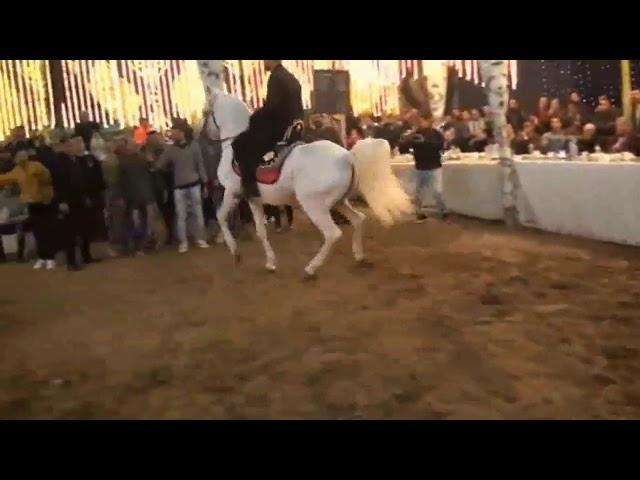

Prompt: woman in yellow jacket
xmin=0 ymin=149 xmax=56 ymax=269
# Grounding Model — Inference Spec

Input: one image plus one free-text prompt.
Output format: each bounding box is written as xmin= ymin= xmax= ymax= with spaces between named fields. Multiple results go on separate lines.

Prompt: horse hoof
xmin=265 ymin=265 xmax=277 ymax=273
xmin=233 ymin=253 xmax=242 ymax=265
xmin=356 ymin=258 xmax=374 ymax=269
xmin=302 ymin=271 xmax=317 ymax=282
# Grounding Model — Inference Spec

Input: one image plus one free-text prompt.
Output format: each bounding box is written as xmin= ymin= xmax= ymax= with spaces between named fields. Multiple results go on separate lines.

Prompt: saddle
xmin=233 ymin=120 xmax=305 ymax=185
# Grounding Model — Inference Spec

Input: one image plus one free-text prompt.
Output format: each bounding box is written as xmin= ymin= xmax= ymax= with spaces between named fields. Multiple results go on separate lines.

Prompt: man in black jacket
xmin=54 ymin=136 xmax=105 ymax=270
xmin=506 ymin=99 xmax=526 ymax=133
xmin=232 ymin=60 xmax=304 ymax=198
xmin=398 ymin=113 xmax=447 ymax=223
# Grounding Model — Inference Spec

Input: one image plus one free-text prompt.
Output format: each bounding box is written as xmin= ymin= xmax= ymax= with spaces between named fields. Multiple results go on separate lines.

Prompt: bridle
xmin=202 ymin=94 xmax=242 ymax=144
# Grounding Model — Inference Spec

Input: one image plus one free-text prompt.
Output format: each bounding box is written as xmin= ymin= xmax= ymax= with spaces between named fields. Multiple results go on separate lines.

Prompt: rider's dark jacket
xmin=249 ymin=64 xmax=304 ymax=143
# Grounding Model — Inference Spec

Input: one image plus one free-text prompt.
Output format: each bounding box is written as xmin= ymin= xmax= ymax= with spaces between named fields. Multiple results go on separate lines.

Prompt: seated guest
xmin=452 ymin=113 xmax=471 ymax=150
xmin=468 ymin=108 xmax=486 ymax=136
xmin=611 ymin=117 xmax=640 ymax=156
xmin=536 ymin=96 xmax=551 ymax=134
xmin=576 ymin=123 xmax=598 ymax=154
xmin=304 ymin=114 xmax=344 ymax=147
xmin=527 ymin=114 xmax=541 ymax=135
xmin=504 ymin=124 xmax=516 ymax=143
xmin=506 ymin=99 xmax=526 ymax=132
xmin=569 ymin=92 xmax=590 ymax=123
xmin=541 ymin=117 xmax=571 ymax=154
xmin=481 ymin=106 xmax=494 ymax=137
xmin=548 ymin=98 xmax=564 ymax=119
xmin=439 ymin=114 xmax=454 ymax=132
xmin=373 ymin=120 xmax=402 ymax=151
xmin=592 ymin=96 xmax=620 ymax=150
xmin=565 ymin=102 xmax=584 ymax=135
xmin=469 ymin=129 xmax=490 ymax=153
xmin=443 ymin=126 xmax=467 ymax=151
xmin=359 ymin=112 xmax=379 ymax=138
xmin=511 ymin=120 xmax=541 ymax=155
xmin=346 ymin=126 xmax=365 ymax=150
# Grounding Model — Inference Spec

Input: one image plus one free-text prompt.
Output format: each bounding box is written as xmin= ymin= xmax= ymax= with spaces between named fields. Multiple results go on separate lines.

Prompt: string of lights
xmin=0 ymin=60 xmax=519 ymax=141
xmin=538 ymin=60 xmax=639 ymax=108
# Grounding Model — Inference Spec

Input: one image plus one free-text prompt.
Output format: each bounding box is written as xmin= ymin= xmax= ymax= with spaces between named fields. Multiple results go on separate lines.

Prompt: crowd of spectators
xmin=2 ymin=88 xmax=640 ymax=268
xmin=436 ymin=91 xmax=640 ymax=157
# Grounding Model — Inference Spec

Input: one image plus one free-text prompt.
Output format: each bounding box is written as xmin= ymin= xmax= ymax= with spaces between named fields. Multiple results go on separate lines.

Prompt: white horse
xmin=198 ymin=92 xmax=411 ymax=278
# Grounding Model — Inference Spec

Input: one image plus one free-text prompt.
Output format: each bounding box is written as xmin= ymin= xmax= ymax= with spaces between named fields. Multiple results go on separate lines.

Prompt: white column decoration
xmin=478 ymin=60 xmax=519 ymax=227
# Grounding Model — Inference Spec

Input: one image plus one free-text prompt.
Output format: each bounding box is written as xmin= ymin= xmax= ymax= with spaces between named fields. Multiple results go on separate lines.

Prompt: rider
xmin=232 ymin=60 xmax=304 ymax=198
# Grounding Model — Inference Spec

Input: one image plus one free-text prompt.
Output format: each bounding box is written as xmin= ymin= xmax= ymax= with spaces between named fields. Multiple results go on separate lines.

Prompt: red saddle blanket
xmin=232 ymin=142 xmax=303 ymax=185
xmin=232 ymin=162 xmax=281 ymax=185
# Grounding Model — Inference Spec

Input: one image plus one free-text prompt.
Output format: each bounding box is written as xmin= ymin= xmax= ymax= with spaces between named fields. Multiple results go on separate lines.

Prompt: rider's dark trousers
xmin=232 ymin=131 xmax=267 ymax=197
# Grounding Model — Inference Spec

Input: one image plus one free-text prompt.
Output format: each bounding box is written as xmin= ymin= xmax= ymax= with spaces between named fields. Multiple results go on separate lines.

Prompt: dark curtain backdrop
xmin=456 ymin=60 xmax=640 ymax=115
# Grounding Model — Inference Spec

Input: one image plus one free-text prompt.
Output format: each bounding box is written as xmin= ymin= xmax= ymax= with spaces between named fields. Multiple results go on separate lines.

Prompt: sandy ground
xmin=1 ymin=210 xmax=640 ymax=419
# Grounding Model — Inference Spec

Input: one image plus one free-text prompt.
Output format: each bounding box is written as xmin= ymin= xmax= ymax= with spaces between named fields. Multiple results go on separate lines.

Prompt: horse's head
xmin=197 ymin=60 xmax=225 ymax=95
xmin=193 ymin=60 xmax=251 ymax=140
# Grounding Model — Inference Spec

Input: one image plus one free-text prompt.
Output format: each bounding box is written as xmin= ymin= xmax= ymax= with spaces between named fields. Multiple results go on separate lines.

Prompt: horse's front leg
xmin=216 ymin=189 xmax=240 ymax=262
xmin=247 ymin=197 xmax=277 ymax=272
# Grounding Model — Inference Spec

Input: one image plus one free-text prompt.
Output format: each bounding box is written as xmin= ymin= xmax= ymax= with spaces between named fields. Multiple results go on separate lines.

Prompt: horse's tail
xmin=350 ymin=138 xmax=412 ymax=227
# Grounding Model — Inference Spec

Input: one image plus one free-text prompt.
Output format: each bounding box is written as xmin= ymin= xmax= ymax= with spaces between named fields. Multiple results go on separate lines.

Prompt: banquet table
xmin=391 ymin=156 xmax=504 ymax=220
xmin=514 ymin=159 xmax=640 ymax=246
xmin=392 ymin=153 xmax=640 ymax=246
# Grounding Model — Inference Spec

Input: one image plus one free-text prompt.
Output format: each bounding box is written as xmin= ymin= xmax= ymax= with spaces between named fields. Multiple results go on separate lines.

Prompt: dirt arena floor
xmin=1 ymin=210 xmax=640 ymax=419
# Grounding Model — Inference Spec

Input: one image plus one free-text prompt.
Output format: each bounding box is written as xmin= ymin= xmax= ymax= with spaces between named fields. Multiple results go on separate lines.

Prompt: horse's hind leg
xmin=334 ymin=199 xmax=366 ymax=263
xmin=298 ymin=196 xmax=343 ymax=278
xmin=247 ymin=197 xmax=277 ymax=272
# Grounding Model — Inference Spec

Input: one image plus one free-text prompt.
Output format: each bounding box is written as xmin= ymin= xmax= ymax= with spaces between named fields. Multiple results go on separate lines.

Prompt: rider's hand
xmin=58 ymin=203 xmax=70 ymax=214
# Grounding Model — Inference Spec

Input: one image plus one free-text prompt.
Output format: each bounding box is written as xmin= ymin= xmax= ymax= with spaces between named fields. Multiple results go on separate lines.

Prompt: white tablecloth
xmin=392 ymin=158 xmax=503 ymax=220
xmin=514 ymin=160 xmax=640 ymax=246
xmin=441 ymin=161 xmax=503 ymax=220
xmin=393 ymin=155 xmax=640 ymax=246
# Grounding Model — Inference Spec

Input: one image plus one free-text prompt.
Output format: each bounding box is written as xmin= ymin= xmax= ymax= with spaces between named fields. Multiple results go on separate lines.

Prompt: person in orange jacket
xmin=133 ymin=117 xmax=151 ymax=145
